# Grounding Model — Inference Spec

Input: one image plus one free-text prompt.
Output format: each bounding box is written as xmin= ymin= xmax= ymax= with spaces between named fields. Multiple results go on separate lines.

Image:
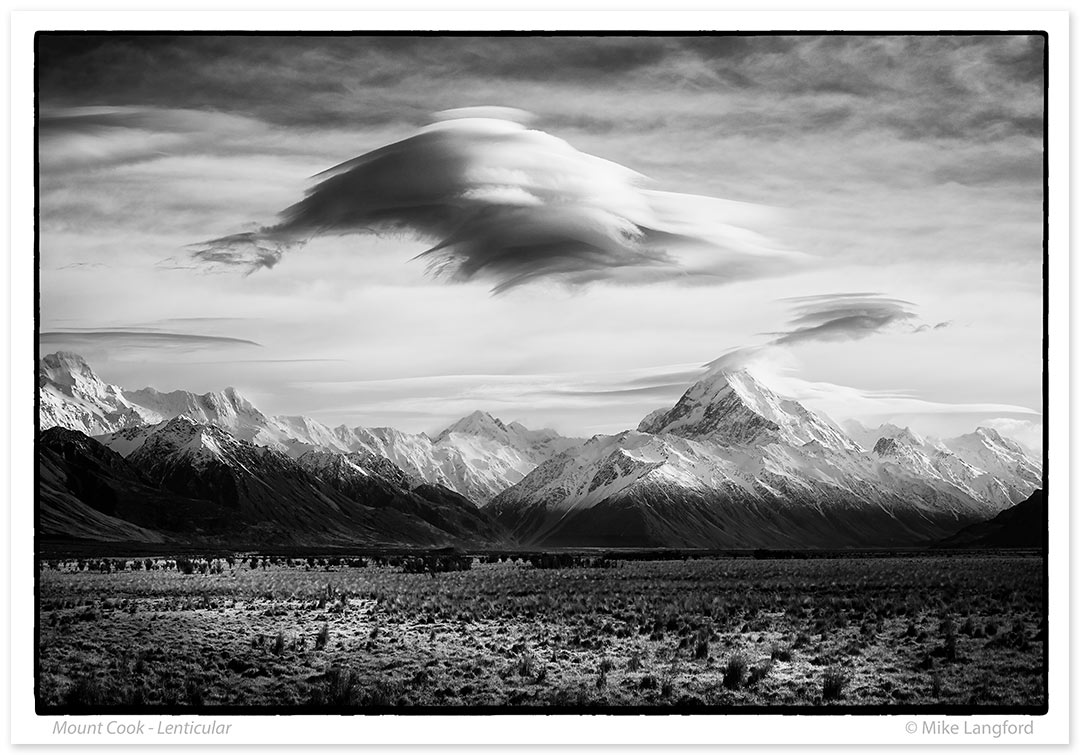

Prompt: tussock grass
xmin=722 ymin=653 xmax=748 ymax=690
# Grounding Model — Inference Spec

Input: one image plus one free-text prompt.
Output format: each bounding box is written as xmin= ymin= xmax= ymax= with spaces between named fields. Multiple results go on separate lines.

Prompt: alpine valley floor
xmin=38 ymin=552 xmax=1045 ymax=711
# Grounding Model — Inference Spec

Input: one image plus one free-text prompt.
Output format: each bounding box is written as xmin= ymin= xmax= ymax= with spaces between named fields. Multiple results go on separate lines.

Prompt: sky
xmin=36 ymin=34 xmax=1046 ymax=449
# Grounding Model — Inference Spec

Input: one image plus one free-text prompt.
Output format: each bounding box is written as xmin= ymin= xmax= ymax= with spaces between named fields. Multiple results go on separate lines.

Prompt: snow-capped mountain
xmin=639 ymin=368 xmax=859 ymax=452
xmin=295 ymin=450 xmax=507 ymax=542
xmin=304 ymin=419 xmax=575 ymax=504
xmin=39 ymin=352 xmax=1043 ymax=549
xmin=944 ymin=427 xmax=1042 ymax=502
xmin=121 ymin=385 xmax=281 ymax=446
xmin=842 ymin=419 xmax=1040 ymax=508
xmin=89 ymin=416 xmax=504 ymax=547
xmin=435 ymin=410 xmax=582 ymax=459
xmin=491 ymin=368 xmax=1043 ymax=548
xmin=39 ymin=352 xmax=149 ymax=435
xmin=39 ymin=352 xmax=580 ymax=503
xmin=842 ymin=420 xmax=927 ymax=452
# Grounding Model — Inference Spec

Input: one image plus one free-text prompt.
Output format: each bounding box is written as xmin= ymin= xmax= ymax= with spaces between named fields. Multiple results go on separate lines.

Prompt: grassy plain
xmin=37 ymin=553 xmax=1045 ymax=711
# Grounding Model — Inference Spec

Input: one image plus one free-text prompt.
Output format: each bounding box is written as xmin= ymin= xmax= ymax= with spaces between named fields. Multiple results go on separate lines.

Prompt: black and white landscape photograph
xmin=34 ymin=32 xmax=1048 ymax=714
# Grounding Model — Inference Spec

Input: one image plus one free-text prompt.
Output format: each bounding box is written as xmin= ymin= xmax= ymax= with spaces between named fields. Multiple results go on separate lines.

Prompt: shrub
xmin=941 ymin=615 xmax=958 ymax=661
xmin=315 ymin=623 xmax=330 ymax=651
xmin=364 ymin=678 xmax=404 ymax=706
xmin=184 ymin=678 xmax=204 ymax=706
xmin=516 ymin=653 xmax=535 ymax=678
xmin=770 ymin=643 xmax=792 ymax=662
xmin=65 ymin=675 xmax=108 ymax=707
xmin=747 ymin=660 xmax=773 ymax=686
xmin=309 ymin=667 xmax=358 ymax=706
xmin=722 ymin=654 xmax=748 ymax=690
xmin=272 ymin=631 xmax=286 ymax=655
xmin=822 ymin=668 xmax=846 ymax=701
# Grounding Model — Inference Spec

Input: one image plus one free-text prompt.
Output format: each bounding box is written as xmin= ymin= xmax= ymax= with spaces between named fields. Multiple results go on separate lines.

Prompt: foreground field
xmin=37 ymin=553 xmax=1045 ymax=710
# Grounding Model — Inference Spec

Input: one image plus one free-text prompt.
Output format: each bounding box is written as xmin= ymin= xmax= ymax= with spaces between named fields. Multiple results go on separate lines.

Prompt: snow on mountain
xmin=437 ymin=411 xmax=583 ymax=459
xmin=34 ymin=353 xmax=574 ymax=504
xmin=330 ymin=418 xmax=581 ymax=504
xmin=38 ymin=352 xmax=149 ymax=435
xmin=42 ymin=352 xmax=1042 ymax=546
xmin=109 ymin=417 xmax=487 ymax=546
xmin=125 ymin=415 xmax=257 ymax=477
xmin=122 ymin=386 xmax=282 ymax=445
xmin=295 ymin=449 xmax=508 ymax=542
xmin=296 ymin=448 xmax=414 ymax=491
xmin=870 ymin=430 xmax=1024 ymax=509
xmin=943 ymin=427 xmax=1042 ymax=502
xmin=638 ymin=368 xmax=859 ymax=452
xmin=492 ymin=369 xmax=1043 ymax=548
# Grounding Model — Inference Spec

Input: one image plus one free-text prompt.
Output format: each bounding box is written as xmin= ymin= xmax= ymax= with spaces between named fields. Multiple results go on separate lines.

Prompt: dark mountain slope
xmin=38 ymin=426 xmax=227 ymax=541
xmin=936 ymin=489 xmax=1046 ymax=548
xmin=296 ymin=450 xmax=508 ymax=544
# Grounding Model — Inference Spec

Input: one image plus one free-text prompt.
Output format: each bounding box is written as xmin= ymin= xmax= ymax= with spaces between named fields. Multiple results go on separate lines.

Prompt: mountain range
xmin=489 ymin=368 xmax=1041 ymax=547
xmin=40 ymin=351 xmax=582 ymax=504
xmin=38 ymin=352 xmax=1043 ymax=549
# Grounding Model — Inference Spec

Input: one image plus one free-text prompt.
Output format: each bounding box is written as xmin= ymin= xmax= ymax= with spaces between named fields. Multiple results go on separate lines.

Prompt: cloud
xmin=704 ymin=294 xmax=931 ymax=374
xmin=980 ymin=417 xmax=1043 ymax=455
xmin=772 ymin=293 xmax=919 ymax=345
xmin=768 ymin=374 xmax=1040 ymax=423
xmin=40 ymin=330 xmax=261 ymax=349
xmin=189 ymin=109 xmax=802 ymax=292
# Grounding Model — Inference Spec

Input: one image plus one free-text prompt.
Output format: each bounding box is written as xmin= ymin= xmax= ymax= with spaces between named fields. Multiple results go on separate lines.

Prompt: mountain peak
xmin=438 ymin=410 xmax=508 ymax=439
xmin=39 ymin=351 xmax=102 ymax=388
xmin=41 ymin=350 xmax=93 ymax=370
xmin=637 ymin=368 xmax=857 ymax=451
xmin=876 ymin=423 xmax=927 ymax=448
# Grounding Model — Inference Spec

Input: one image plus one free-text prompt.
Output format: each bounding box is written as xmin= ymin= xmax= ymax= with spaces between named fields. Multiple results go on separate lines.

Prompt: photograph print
xmin=34 ymin=31 xmax=1048 ymax=714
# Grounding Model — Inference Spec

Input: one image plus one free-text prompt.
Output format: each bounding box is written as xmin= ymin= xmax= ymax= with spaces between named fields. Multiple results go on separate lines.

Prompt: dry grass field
xmin=37 ymin=553 xmax=1045 ymax=710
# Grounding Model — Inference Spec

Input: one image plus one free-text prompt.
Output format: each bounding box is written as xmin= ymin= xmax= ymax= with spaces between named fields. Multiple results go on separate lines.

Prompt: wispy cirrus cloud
xmin=40 ymin=330 xmax=261 ymax=349
xmin=773 ymin=374 xmax=1039 ymax=418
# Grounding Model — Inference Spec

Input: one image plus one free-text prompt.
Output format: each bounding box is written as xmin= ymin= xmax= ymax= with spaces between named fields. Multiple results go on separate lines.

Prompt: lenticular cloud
xmin=190 ymin=108 xmax=800 ymax=292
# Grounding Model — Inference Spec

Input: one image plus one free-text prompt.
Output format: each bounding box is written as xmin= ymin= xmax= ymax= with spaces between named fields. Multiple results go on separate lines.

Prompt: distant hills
xmin=38 ymin=352 xmax=1043 ymax=550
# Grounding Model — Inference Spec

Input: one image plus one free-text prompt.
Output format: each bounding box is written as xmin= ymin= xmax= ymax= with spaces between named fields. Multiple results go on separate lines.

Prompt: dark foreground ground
xmin=37 ymin=552 xmax=1046 ymax=711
